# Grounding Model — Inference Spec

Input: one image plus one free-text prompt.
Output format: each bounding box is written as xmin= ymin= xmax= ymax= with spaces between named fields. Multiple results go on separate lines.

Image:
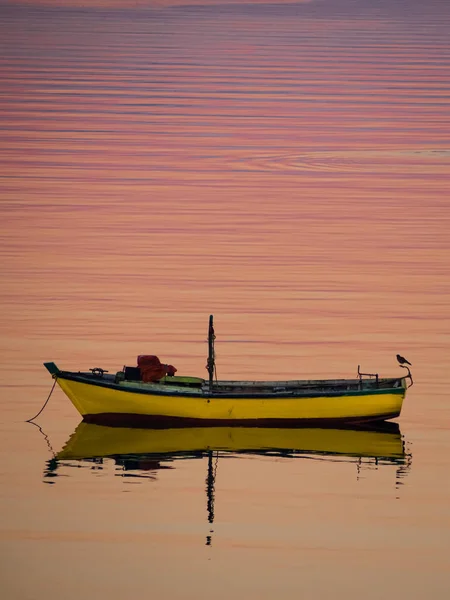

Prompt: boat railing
xmin=205 ymin=377 xmax=398 ymax=395
xmin=398 ymin=364 xmax=414 ymax=388
xmin=357 ymin=365 xmax=379 ymax=389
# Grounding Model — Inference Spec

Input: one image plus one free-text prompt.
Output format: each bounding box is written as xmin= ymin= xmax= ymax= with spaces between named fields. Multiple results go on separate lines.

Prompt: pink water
xmin=1 ymin=1 xmax=450 ymax=598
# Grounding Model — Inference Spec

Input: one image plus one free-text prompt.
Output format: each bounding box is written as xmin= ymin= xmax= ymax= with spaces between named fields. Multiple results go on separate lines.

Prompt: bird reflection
xmin=396 ymin=436 xmax=413 ymax=488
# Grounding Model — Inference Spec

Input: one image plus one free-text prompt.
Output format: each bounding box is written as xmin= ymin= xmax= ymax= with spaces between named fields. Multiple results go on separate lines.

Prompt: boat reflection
xmin=49 ymin=420 xmax=411 ymax=473
xmin=44 ymin=422 xmax=412 ymax=545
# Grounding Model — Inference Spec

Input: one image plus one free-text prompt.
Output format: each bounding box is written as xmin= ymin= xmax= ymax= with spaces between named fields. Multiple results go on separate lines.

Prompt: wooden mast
xmin=207 ymin=314 xmax=215 ymax=392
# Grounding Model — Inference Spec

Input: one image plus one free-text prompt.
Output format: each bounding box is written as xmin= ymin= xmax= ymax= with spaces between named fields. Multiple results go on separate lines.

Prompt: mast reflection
xmin=205 ymin=450 xmax=219 ymax=546
xmin=42 ymin=422 xmax=412 ymax=533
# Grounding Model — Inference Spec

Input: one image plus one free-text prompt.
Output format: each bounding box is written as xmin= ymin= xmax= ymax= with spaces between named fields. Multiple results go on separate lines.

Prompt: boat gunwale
xmin=56 ymin=371 xmax=407 ymax=400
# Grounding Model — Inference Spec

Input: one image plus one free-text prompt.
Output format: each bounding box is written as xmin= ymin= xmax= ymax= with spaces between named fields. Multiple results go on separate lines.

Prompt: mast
xmin=207 ymin=314 xmax=215 ymax=392
xmin=205 ymin=316 xmax=217 ymax=546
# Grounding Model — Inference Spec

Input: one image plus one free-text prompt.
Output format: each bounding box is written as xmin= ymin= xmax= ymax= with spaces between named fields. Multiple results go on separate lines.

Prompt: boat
xmin=44 ymin=315 xmax=412 ymax=427
xmin=56 ymin=421 xmax=407 ymax=464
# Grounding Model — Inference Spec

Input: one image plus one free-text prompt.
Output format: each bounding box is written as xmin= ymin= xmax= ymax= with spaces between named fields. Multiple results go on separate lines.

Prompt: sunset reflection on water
xmin=1 ymin=0 xmax=450 ymax=598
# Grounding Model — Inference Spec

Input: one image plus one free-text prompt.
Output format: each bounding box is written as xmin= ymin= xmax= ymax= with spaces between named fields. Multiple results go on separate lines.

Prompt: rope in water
xmin=26 ymin=378 xmax=57 ymax=423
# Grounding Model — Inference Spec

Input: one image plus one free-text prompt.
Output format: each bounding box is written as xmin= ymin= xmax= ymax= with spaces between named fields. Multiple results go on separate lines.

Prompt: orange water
xmin=1 ymin=1 xmax=450 ymax=598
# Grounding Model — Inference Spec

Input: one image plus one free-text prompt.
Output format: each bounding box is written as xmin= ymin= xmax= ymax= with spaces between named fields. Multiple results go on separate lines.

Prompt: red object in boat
xmin=137 ymin=355 xmax=177 ymax=383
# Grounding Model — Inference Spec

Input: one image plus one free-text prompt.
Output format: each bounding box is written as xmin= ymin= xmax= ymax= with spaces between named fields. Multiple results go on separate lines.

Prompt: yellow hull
xmin=56 ymin=376 xmax=405 ymax=426
xmin=57 ymin=422 xmax=405 ymax=463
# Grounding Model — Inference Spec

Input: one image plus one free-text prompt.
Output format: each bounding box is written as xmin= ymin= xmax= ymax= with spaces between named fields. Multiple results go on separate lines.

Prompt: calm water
xmin=1 ymin=0 xmax=450 ymax=598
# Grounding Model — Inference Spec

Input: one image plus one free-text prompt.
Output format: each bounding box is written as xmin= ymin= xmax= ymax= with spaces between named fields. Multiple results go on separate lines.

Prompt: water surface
xmin=1 ymin=0 xmax=450 ymax=598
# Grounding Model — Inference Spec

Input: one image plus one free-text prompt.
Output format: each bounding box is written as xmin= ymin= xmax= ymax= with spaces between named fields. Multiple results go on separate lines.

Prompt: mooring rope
xmin=26 ymin=378 xmax=57 ymax=423
xmin=27 ymin=420 xmax=56 ymax=457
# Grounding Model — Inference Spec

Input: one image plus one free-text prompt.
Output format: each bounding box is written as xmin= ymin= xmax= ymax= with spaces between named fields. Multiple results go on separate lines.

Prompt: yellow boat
xmin=56 ymin=421 xmax=407 ymax=464
xmin=44 ymin=316 xmax=412 ymax=427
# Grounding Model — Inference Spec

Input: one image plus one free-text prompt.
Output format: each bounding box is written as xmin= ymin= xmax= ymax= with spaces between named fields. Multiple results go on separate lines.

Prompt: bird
xmin=397 ymin=354 xmax=412 ymax=366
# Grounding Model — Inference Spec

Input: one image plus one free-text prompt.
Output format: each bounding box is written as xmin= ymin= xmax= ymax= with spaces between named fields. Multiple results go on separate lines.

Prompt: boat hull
xmin=56 ymin=375 xmax=405 ymax=427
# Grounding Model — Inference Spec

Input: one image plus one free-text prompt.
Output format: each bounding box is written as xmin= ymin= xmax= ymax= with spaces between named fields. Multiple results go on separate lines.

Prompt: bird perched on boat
xmin=397 ymin=354 xmax=412 ymax=366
